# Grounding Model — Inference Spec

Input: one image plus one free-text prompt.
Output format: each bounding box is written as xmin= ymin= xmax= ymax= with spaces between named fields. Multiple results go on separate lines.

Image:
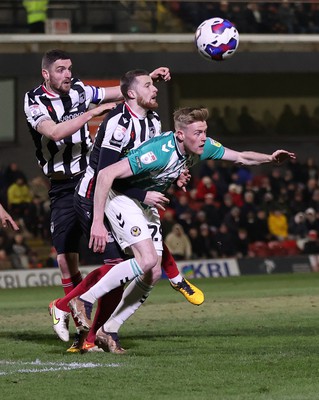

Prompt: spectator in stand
xmin=195 ymin=176 xmax=217 ymax=202
xmin=29 ymin=175 xmax=50 ymax=204
xmin=7 ymin=177 xmax=33 ymax=222
xmin=259 ymin=192 xmax=275 ymax=215
xmin=283 ymin=168 xmax=295 ymax=189
xmin=267 ymin=207 xmax=288 ymax=240
xmin=199 ymin=159 xmax=216 ymax=179
xmin=232 ymin=165 xmax=253 ymax=187
xmin=23 ymin=0 xmax=48 ymax=33
xmin=165 ymin=223 xmax=192 ymax=261
xmin=303 ymin=230 xmax=319 ymax=255
xmin=242 ymin=2 xmax=264 ymax=33
xmin=3 ymin=162 xmax=28 ymax=192
xmin=276 ymin=104 xmax=296 ymax=135
xmin=286 ymin=157 xmax=308 ymax=183
xmin=308 ymin=188 xmax=319 ymax=212
xmin=289 ymin=212 xmax=308 ymax=240
xmin=234 ymin=227 xmax=249 ymax=258
xmin=174 ymin=193 xmax=195 ymax=221
xmin=295 ymin=105 xmax=312 ymax=135
xmin=295 ymin=2 xmax=311 ymax=33
xmin=214 ymin=222 xmax=237 ymax=257
xmin=207 ymin=107 xmax=226 ymax=138
xmin=304 ymin=177 xmax=318 ymax=203
xmin=227 ymin=183 xmax=244 ymax=207
xmin=305 ymin=157 xmax=318 ymax=181
xmin=187 ymin=227 xmax=203 ymax=259
xmin=304 ymin=208 xmax=319 ymax=233
xmin=277 ymin=0 xmax=296 ymax=33
xmin=214 ymin=1 xmax=232 ymax=21
xmin=289 ymin=187 xmax=307 ymax=215
xmin=219 ymin=192 xmax=235 ymax=221
xmin=238 ymin=105 xmax=258 ymax=136
xmin=23 ymin=194 xmax=50 ymax=239
xmin=198 ymin=223 xmax=218 ymax=259
xmin=241 ymin=190 xmax=257 ymax=219
xmin=192 ymin=210 xmax=205 ymax=229
xmin=223 ymin=206 xmax=243 ymax=240
xmin=268 ymin=167 xmax=285 ymax=199
xmin=6 ymin=232 xmax=31 ymax=269
xmin=211 ymin=169 xmax=229 ymax=199
xmin=251 ymin=209 xmax=271 ymax=242
xmin=201 ymin=193 xmax=222 ymax=229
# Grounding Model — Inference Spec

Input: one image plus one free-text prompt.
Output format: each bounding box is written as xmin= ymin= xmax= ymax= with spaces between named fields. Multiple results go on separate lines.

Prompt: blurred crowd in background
xmin=4 ymin=1 xmax=319 ymax=34
xmin=2 ymin=155 xmax=319 ymax=270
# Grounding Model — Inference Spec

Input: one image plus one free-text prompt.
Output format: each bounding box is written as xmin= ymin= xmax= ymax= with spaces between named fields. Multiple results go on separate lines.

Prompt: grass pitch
xmin=1 ymin=273 xmax=319 ymax=400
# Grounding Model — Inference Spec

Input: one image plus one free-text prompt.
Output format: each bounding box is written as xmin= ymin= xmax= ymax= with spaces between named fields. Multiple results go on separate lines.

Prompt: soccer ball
xmin=195 ymin=17 xmax=239 ymax=62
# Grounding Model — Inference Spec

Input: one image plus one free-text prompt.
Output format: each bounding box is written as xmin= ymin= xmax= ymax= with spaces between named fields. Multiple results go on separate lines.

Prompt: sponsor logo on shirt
xmin=30 ymin=104 xmax=43 ymax=118
xmin=61 ymin=111 xmax=84 ymax=122
xmin=209 ymin=138 xmax=222 ymax=147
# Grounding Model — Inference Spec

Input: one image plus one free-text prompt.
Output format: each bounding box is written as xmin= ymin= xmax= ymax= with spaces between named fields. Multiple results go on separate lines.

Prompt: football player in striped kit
xmin=24 ymin=49 xmax=174 ymax=352
xmin=49 ymin=69 xmax=204 ymax=353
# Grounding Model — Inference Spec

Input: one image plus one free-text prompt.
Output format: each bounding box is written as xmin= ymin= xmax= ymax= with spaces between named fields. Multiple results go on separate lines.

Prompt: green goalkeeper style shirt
xmin=114 ymin=131 xmax=225 ymax=194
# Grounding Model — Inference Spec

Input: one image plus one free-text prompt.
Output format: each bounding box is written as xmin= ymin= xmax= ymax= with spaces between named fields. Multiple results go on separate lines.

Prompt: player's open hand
xmin=176 ymin=169 xmax=191 ymax=192
xmin=89 ymin=221 xmax=109 ymax=253
xmin=150 ymin=67 xmax=171 ymax=82
xmin=272 ymin=150 xmax=296 ymax=164
xmin=0 ymin=204 xmax=19 ymax=231
xmin=144 ymin=191 xmax=170 ymax=211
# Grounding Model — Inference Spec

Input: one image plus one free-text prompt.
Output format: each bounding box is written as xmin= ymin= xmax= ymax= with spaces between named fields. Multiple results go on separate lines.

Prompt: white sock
xmin=169 ymin=273 xmax=184 ymax=285
xmin=80 ymin=258 xmax=143 ymax=304
xmin=103 ymin=276 xmax=153 ymax=333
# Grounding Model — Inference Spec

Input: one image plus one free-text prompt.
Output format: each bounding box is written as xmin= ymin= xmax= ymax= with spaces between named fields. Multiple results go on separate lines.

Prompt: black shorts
xmin=74 ymin=192 xmax=125 ymax=261
xmin=49 ymin=176 xmax=82 ymax=254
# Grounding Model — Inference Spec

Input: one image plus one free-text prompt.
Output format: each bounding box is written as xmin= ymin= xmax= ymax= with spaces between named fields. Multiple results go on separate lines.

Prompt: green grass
xmin=1 ymin=273 xmax=319 ymax=400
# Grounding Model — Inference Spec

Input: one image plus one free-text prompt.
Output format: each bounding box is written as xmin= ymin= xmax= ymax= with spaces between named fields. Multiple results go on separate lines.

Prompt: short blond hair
xmin=173 ymin=107 xmax=209 ymax=130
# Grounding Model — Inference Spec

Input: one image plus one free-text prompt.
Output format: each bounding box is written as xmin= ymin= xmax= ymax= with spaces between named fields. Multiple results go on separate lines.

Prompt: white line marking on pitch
xmin=0 ymin=359 xmax=121 ymax=376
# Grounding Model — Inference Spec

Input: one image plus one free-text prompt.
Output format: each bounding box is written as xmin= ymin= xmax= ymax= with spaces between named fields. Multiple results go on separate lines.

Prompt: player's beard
xmin=49 ymin=79 xmax=71 ymax=95
xmin=137 ymin=96 xmax=158 ymax=110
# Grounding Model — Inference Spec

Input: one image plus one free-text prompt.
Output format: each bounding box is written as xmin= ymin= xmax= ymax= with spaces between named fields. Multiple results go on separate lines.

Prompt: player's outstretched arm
xmin=0 ymin=203 xmax=19 ymax=231
xmin=90 ymin=158 xmax=133 ymax=253
xmin=38 ymin=102 xmax=117 ymax=141
xmin=222 ymin=147 xmax=296 ymax=166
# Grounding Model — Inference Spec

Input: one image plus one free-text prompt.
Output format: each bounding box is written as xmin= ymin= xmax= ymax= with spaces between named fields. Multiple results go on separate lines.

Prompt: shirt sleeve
xmin=24 ymin=92 xmax=52 ymax=130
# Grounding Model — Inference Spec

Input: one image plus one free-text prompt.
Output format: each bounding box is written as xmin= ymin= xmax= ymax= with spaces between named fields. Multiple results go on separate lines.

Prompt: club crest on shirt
xmin=149 ymin=126 xmax=156 ymax=138
xmin=140 ymin=151 xmax=157 ymax=165
xmin=130 ymin=226 xmax=141 ymax=237
xmin=79 ymin=92 xmax=86 ymax=104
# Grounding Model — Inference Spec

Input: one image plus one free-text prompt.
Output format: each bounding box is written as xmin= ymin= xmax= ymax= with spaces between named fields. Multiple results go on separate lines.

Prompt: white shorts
xmin=105 ymin=189 xmax=163 ymax=255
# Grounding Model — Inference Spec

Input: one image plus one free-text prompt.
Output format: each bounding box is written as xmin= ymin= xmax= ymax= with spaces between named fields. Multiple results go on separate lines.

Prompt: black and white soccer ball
xmin=195 ymin=17 xmax=239 ymax=61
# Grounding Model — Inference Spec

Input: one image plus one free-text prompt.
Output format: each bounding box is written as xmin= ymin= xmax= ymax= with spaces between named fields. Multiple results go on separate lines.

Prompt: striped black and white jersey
xmin=24 ymin=78 xmax=105 ymax=177
xmin=76 ymin=102 xmax=161 ymax=200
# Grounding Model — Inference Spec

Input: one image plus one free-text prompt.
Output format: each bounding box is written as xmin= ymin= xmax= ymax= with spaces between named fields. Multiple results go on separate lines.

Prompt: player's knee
xmin=140 ymin=252 xmax=158 ymax=272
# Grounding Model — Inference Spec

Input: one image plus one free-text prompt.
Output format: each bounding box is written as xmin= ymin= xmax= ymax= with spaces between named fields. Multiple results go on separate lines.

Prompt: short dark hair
xmin=120 ymin=69 xmax=150 ymax=100
xmin=42 ymin=49 xmax=71 ymax=69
